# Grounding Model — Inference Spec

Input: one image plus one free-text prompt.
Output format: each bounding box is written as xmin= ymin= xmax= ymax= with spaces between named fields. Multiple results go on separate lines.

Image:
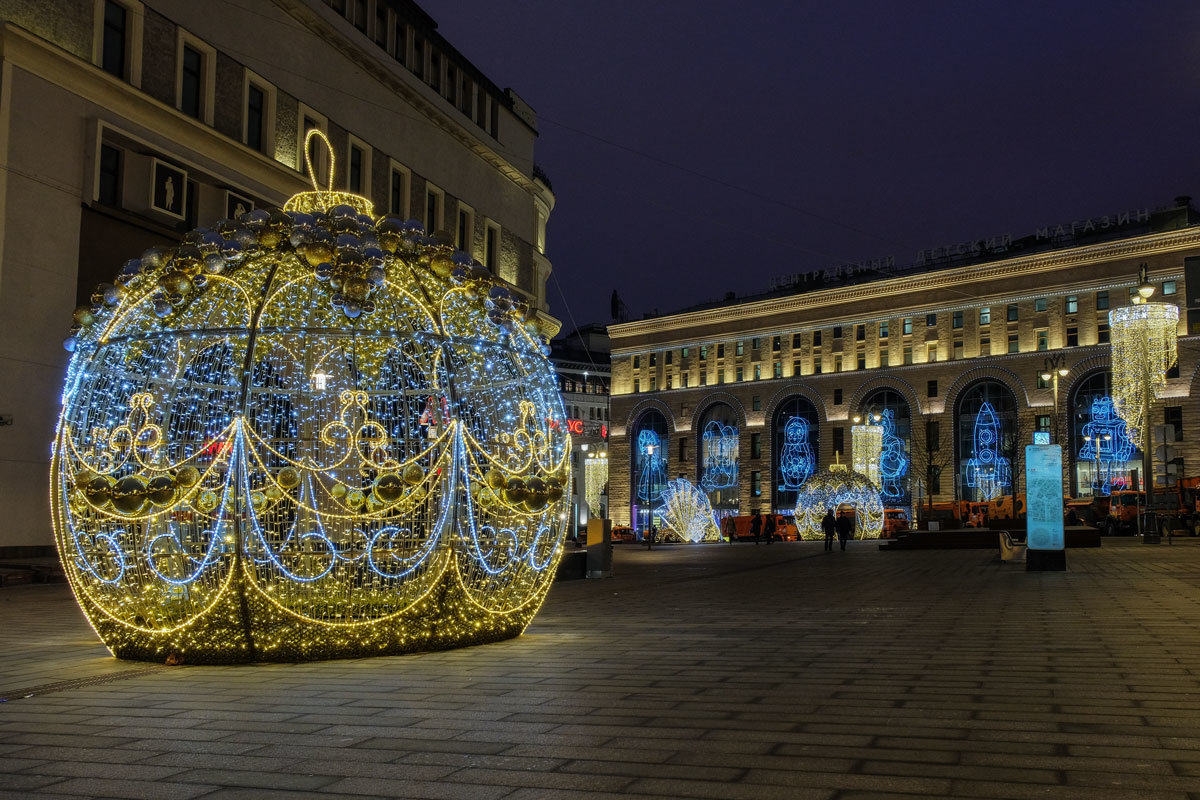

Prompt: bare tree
xmin=909 ymin=419 xmax=953 ymax=522
xmin=997 ymin=414 xmax=1036 ymax=517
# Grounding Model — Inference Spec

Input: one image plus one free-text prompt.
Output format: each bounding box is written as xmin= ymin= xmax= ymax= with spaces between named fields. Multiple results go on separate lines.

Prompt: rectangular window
xmin=903 ymin=318 xmax=913 ymax=335
xmin=1098 ymin=322 xmax=1110 ymax=344
xmin=753 ymin=364 xmax=761 ymax=380
xmin=485 ymin=222 xmax=500 ymax=271
xmin=682 ymin=347 xmax=689 ymax=358
xmin=1007 ymin=303 xmax=1019 ymax=322
xmin=980 ymin=307 xmax=991 ymax=325
xmin=352 ymin=0 xmax=366 ymax=30
xmin=1066 ymin=327 xmax=1078 ymax=347
xmin=102 ymin=0 xmax=127 ymax=78
xmin=1036 ymin=415 xmax=1051 ymax=433
xmin=813 ymin=359 xmax=822 ymax=375
xmin=952 ymin=310 xmax=963 ymax=329
xmin=1066 ymin=295 xmax=1078 ymax=314
xmin=1096 ymin=290 xmax=1109 ymax=310
xmin=393 ymin=21 xmax=406 ymax=65
xmin=446 ymin=64 xmax=458 ymax=103
xmin=717 ymin=344 xmax=725 ymax=358
xmin=903 ymin=346 xmax=913 ymax=365
xmin=751 ymin=433 xmax=762 ymax=459
xmin=793 ymin=358 xmax=802 ymax=374
xmin=348 ymin=143 xmax=364 ymax=193
xmin=699 ymin=345 xmax=708 ymax=360
xmin=412 ymin=36 xmax=424 ymax=78
xmin=665 ymin=375 xmax=672 ymax=390
xmin=833 ymin=427 xmax=844 ymax=457
xmin=927 ymin=380 xmax=938 ymax=398
xmin=1035 ymin=298 xmax=1048 ymax=312
xmin=1164 ymin=280 xmax=1178 ymax=296
xmin=772 ymin=335 xmax=781 ymax=352
xmin=180 ymin=44 xmax=203 ymax=119
xmin=834 ymin=355 xmax=843 ymax=372
xmin=751 ymin=337 xmax=760 ymax=350
xmin=425 ymin=188 xmax=442 ymax=233
xmin=736 ymin=367 xmax=744 ymax=382
xmin=1037 ymin=374 xmax=1050 ymax=389
xmin=880 ymin=351 xmax=889 ymax=368
xmin=953 ymin=341 xmax=964 ymax=359
xmin=97 ymin=143 xmax=122 ymax=206
xmin=1008 ymin=333 xmax=1019 ymax=353
xmin=246 ymin=83 xmax=265 ymax=152
xmin=926 ymin=420 xmax=940 ymax=449
xmin=980 ymin=337 xmax=990 ymax=356
xmin=751 ymin=471 xmax=762 ymax=497
xmin=930 ymin=466 xmax=942 ymax=494
xmin=773 ymin=362 xmax=782 ymax=378
xmin=718 ymin=369 xmax=726 ymax=384
xmin=456 ymin=208 xmax=472 ymax=252
xmin=700 ymin=371 xmax=708 ymax=386
xmin=926 ymin=342 xmax=937 ymax=362
xmin=489 ymin=98 xmax=499 ymax=138
xmin=856 ymin=353 xmax=865 ymax=370
xmin=812 ymin=330 xmax=822 ymax=347
xmin=389 ymin=166 xmax=408 ymax=216
xmin=633 ymin=379 xmax=640 ymax=393
xmin=374 ymin=5 xmax=387 ymax=47
xmin=1165 ymin=406 xmax=1183 ymax=438
xmin=833 ymin=326 xmax=842 ymax=339
xmin=429 ymin=50 xmax=441 ymax=91
xmin=665 ymin=351 xmax=673 ymax=365
xmin=632 ymin=355 xmax=640 ymax=369
xmin=679 ymin=438 xmax=688 ymax=462
xmin=879 ymin=321 xmax=889 ymax=338
xmin=681 ymin=373 xmax=689 ymax=388
xmin=926 ymin=313 xmax=937 ymax=327
xmin=792 ymin=333 xmax=802 ymax=348
xmin=650 ymin=353 xmax=657 ymax=367
xmin=1037 ymin=330 xmax=1048 ymax=351
xmin=833 ymin=388 xmax=843 ymax=405
xmin=736 ymin=341 xmax=745 ymax=356
xmin=856 ymin=324 xmax=865 ymax=341
xmin=649 ymin=377 xmax=656 ymax=392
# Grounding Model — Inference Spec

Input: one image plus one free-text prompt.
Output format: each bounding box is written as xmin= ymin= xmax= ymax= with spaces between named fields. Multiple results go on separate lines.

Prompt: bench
xmin=998 ymin=531 xmax=1026 ymax=562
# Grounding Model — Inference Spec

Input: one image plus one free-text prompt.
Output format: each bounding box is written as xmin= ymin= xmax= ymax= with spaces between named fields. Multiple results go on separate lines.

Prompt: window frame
xmin=93 ymin=0 xmax=144 ymax=87
xmin=174 ymin=29 xmax=217 ymax=125
xmin=484 ymin=217 xmax=501 ymax=272
xmin=425 ymin=182 xmax=445 ymax=234
xmin=455 ymin=201 xmax=475 ymax=256
xmin=388 ymin=159 xmax=410 ymax=217
xmin=346 ymin=134 xmax=371 ymax=195
xmin=241 ymin=69 xmax=277 ymax=155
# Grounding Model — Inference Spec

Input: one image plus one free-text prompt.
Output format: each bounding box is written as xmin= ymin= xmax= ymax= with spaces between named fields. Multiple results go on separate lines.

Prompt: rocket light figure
xmin=964 ymin=401 xmax=1011 ymax=501
xmin=700 ymin=420 xmax=738 ymax=492
xmin=1079 ymin=396 xmax=1135 ymax=495
xmin=778 ymin=416 xmax=815 ymax=491
xmin=636 ymin=429 xmax=667 ymax=502
xmin=878 ymin=409 xmax=909 ymax=501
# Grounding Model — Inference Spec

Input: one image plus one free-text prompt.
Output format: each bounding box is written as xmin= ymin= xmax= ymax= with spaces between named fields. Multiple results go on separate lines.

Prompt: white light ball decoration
xmin=793 ymin=468 xmax=884 ymax=540
xmin=51 ymin=133 xmax=570 ymax=663
xmin=656 ymin=479 xmax=721 ymax=543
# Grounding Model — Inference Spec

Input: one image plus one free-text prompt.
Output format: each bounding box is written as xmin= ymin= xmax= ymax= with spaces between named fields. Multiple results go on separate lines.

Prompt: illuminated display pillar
xmin=1026 ymin=442 xmax=1066 ymax=571
xmin=851 ymin=424 xmax=883 ymax=488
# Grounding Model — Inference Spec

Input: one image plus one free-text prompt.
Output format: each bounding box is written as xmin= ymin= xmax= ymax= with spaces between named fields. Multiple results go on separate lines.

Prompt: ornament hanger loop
xmin=304 ymin=129 xmax=336 ymax=194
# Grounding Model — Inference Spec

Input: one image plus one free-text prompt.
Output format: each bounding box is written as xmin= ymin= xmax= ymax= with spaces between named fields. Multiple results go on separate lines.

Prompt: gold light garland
xmin=52 ymin=131 xmax=570 ymax=664
xmin=851 ymin=423 xmax=883 ymax=488
xmin=583 ymin=452 xmax=607 ymax=518
xmin=793 ymin=468 xmax=884 ymax=540
xmin=1109 ymin=302 xmax=1179 ymax=434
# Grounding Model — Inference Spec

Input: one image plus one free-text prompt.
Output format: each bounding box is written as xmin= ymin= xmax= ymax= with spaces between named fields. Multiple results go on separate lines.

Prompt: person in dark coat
xmin=1065 ymin=508 xmax=1079 ymax=526
xmin=821 ymin=509 xmax=836 ymax=551
xmin=750 ymin=513 xmax=763 ymax=545
xmin=836 ymin=511 xmax=854 ymax=551
xmin=763 ymin=514 xmax=776 ymax=544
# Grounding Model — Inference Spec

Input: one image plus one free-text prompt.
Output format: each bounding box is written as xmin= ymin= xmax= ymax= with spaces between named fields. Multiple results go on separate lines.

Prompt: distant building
xmin=0 ymin=0 xmax=556 ymax=551
xmin=550 ymin=324 xmax=610 ymax=531
xmin=608 ymin=199 xmax=1200 ymax=531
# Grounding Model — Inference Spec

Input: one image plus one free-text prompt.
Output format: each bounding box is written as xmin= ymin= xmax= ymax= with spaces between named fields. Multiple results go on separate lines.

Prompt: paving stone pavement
xmin=5 ymin=538 xmax=1200 ymax=799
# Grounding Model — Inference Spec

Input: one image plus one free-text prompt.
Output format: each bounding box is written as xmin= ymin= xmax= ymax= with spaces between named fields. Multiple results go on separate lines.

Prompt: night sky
xmin=419 ymin=0 xmax=1200 ymax=331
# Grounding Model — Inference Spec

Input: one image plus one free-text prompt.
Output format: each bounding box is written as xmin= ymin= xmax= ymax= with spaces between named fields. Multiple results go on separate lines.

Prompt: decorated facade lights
xmin=777 ymin=416 xmax=815 ymax=491
xmin=1109 ymin=264 xmax=1179 ymax=510
xmin=656 ymin=479 xmax=721 ymax=543
xmin=635 ymin=430 xmax=666 ymax=502
xmin=851 ymin=415 xmax=884 ymax=488
xmin=51 ymin=131 xmax=570 ymax=664
xmin=1081 ymin=395 xmax=1132 ymax=495
xmin=877 ymin=409 xmax=909 ymax=502
xmin=793 ymin=468 xmax=884 ymax=540
xmin=964 ymin=401 xmax=1011 ymax=501
xmin=699 ymin=420 xmax=738 ymax=492
xmin=583 ymin=451 xmax=608 ymax=517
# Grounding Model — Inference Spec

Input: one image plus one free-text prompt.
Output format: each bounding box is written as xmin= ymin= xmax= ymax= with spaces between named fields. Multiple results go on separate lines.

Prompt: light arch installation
xmin=51 ymin=132 xmax=570 ymax=663
xmin=793 ymin=469 xmax=884 ymax=540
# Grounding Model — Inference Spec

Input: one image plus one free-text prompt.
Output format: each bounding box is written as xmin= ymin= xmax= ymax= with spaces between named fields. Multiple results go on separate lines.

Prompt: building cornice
xmin=608 ymin=226 xmax=1200 ymax=352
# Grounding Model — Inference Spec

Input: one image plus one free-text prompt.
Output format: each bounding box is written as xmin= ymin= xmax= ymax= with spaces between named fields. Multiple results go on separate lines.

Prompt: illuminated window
xmin=1035 ymin=298 xmax=1048 ymax=312
xmin=1007 ymin=334 xmax=1018 ymax=353
xmin=834 ymin=355 xmax=842 ymax=372
xmin=736 ymin=341 xmax=745 ymax=356
xmin=903 ymin=318 xmax=912 ymax=335
xmin=773 ymin=362 xmax=782 ymax=378
xmin=1037 ymin=374 xmax=1049 ymax=389
xmin=753 ymin=365 xmax=761 ymax=380
xmin=926 ymin=342 xmax=937 ymax=362
xmin=1065 ymin=295 xmax=1078 ymax=314
xmin=903 ymin=346 xmax=912 ymax=365
xmin=699 ymin=345 xmax=708 ymax=360
xmin=879 ymin=320 xmax=889 ymax=338
xmin=979 ymin=307 xmax=991 ymax=325
xmin=1096 ymin=290 xmax=1109 ymax=310
xmin=1007 ymin=303 xmax=1019 ymax=322
xmin=1164 ymin=280 xmax=1178 ymax=295
xmin=682 ymin=347 xmax=690 ymax=358
xmin=751 ymin=471 xmax=762 ymax=497
xmin=952 ymin=311 xmax=963 ymax=329
xmin=1036 ymin=330 xmax=1048 ymax=351
xmin=953 ymin=341 xmax=964 ymax=359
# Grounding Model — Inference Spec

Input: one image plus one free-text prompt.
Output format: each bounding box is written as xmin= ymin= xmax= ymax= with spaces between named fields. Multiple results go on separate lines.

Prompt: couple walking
xmin=821 ymin=508 xmax=854 ymax=551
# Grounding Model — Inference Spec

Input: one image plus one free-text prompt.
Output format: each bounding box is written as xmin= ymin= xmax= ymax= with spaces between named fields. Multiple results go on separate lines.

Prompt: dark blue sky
xmin=420 ymin=0 xmax=1200 ymax=330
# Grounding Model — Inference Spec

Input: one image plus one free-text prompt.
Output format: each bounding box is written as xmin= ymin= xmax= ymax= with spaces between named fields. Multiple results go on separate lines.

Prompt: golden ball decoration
xmin=51 ymin=131 xmax=571 ymax=664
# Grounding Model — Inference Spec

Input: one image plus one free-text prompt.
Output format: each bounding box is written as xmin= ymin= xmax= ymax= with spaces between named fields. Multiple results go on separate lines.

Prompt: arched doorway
xmin=860 ymin=388 xmax=910 ymax=506
xmin=772 ymin=396 xmax=819 ymax=512
xmin=697 ymin=402 xmax=739 ymax=518
xmin=956 ymin=380 xmax=1017 ymax=502
xmin=630 ymin=409 xmax=669 ymax=532
xmin=1069 ymin=370 xmax=1137 ymax=497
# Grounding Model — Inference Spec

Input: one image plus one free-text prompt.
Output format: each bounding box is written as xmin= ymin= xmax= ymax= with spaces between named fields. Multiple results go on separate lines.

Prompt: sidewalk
xmin=4 ymin=539 xmax=1200 ymax=799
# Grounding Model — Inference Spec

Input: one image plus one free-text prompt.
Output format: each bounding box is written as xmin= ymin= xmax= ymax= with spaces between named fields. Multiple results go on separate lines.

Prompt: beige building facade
xmin=608 ymin=202 xmax=1200 ymax=530
xmin=0 ymin=0 xmax=556 ymax=550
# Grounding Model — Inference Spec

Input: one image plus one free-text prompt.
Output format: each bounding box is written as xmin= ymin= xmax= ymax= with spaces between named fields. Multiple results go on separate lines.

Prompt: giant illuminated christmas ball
xmin=51 ymin=136 xmax=570 ymax=663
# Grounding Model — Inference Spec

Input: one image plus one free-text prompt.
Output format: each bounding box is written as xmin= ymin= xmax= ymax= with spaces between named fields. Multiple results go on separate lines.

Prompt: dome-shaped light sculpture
xmin=656 ymin=479 xmax=721 ymax=543
xmin=793 ymin=468 xmax=884 ymax=540
xmin=51 ymin=132 xmax=570 ymax=663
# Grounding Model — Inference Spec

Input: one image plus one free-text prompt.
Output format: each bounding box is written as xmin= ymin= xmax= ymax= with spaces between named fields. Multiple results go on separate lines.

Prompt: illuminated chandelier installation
xmin=877 ymin=410 xmax=909 ymax=501
xmin=656 ymin=479 xmax=721 ymax=543
xmin=793 ymin=468 xmax=884 ymax=540
xmin=851 ymin=421 xmax=883 ymax=487
xmin=583 ymin=452 xmax=608 ymax=517
xmin=964 ymin=401 xmax=1010 ymax=501
xmin=1109 ymin=301 xmax=1178 ymax=435
xmin=51 ymin=132 xmax=570 ymax=664
xmin=777 ymin=416 xmax=815 ymax=491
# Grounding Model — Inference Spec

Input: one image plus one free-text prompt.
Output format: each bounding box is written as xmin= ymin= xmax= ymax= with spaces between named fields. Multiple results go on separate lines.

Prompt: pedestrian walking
xmin=750 ymin=513 xmax=762 ymax=545
xmin=821 ymin=509 xmax=836 ymax=551
xmin=764 ymin=514 xmax=776 ymax=545
xmin=836 ymin=510 xmax=854 ymax=551
xmin=722 ymin=515 xmax=736 ymax=544
xmin=647 ymin=524 xmax=657 ymax=550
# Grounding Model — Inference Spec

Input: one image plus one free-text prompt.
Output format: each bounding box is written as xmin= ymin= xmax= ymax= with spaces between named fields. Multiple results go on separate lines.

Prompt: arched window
xmin=696 ymin=403 xmax=739 ymax=514
xmin=772 ymin=396 xmax=818 ymax=511
xmin=956 ymin=381 xmax=1017 ymax=502
xmin=1069 ymin=371 xmax=1137 ymax=496
xmin=860 ymin=388 xmax=910 ymax=505
xmin=630 ymin=409 xmax=669 ymax=532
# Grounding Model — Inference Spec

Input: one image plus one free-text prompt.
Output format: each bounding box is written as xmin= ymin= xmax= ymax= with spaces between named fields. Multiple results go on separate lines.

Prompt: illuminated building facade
xmin=0 ymin=0 xmax=555 ymax=552
xmin=549 ymin=324 xmax=610 ymax=531
xmin=609 ymin=200 xmax=1200 ymax=527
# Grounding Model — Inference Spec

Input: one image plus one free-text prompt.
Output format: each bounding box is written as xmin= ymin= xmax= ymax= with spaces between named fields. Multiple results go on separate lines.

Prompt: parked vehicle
xmin=727 ymin=514 xmax=800 ymax=542
xmin=611 ymin=526 xmax=636 ymax=543
xmin=881 ymin=508 xmax=910 ymax=538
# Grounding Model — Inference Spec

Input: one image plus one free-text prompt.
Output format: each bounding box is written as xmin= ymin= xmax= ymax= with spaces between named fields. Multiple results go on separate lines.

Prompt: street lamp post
xmin=1083 ymin=433 xmax=1113 ymax=496
xmin=1040 ymin=355 xmax=1070 ymax=445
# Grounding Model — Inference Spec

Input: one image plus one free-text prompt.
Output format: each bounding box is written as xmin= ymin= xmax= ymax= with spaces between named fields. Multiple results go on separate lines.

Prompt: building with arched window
xmin=607 ymin=200 xmax=1200 ymax=527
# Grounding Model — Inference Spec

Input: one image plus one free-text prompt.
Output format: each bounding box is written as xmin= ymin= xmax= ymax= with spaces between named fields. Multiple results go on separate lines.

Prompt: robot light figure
xmin=636 ymin=429 xmax=667 ymax=502
xmin=878 ymin=409 xmax=909 ymax=501
xmin=964 ymin=401 xmax=1011 ymax=501
xmin=700 ymin=420 xmax=738 ymax=492
xmin=778 ymin=416 xmax=815 ymax=491
xmin=1079 ymin=396 xmax=1135 ymax=495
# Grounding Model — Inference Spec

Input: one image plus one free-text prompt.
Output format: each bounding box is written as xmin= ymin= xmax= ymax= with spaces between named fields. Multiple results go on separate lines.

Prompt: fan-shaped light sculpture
xmin=793 ymin=468 xmax=884 ymax=540
xmin=656 ymin=479 xmax=721 ymax=543
xmin=51 ymin=132 xmax=570 ymax=664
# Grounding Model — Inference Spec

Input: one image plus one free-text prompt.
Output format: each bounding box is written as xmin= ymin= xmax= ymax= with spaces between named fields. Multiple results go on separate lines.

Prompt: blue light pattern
xmin=700 ymin=420 xmax=738 ymax=492
xmin=635 ymin=429 xmax=667 ymax=502
xmin=964 ymin=401 xmax=1011 ymax=501
xmin=878 ymin=409 xmax=909 ymax=501
xmin=777 ymin=416 xmax=815 ymax=491
xmin=1078 ymin=396 xmax=1135 ymax=496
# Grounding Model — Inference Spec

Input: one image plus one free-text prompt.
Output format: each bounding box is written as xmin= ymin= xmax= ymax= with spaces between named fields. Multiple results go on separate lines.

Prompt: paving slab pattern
xmin=3 ymin=539 xmax=1200 ymax=799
